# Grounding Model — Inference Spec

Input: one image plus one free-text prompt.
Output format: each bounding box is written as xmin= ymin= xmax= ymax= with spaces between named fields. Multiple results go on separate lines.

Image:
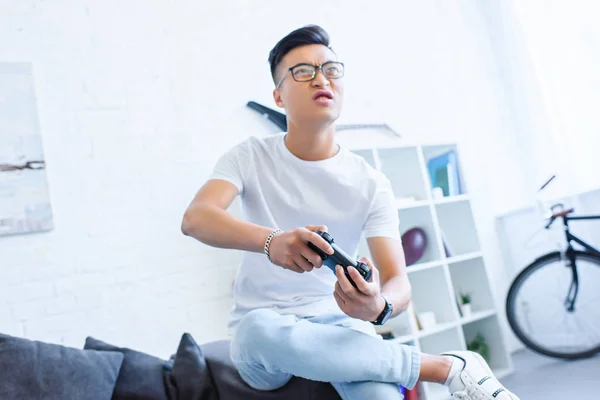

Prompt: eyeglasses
xmin=276 ymin=61 xmax=345 ymax=88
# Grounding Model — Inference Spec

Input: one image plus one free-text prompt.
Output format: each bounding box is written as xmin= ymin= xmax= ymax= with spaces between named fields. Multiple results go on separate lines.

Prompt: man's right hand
xmin=268 ymin=225 xmax=334 ymax=273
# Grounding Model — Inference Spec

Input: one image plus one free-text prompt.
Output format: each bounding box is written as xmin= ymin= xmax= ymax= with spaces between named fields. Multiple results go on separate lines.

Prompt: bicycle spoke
xmin=571 ymin=317 xmax=590 ymax=349
xmin=574 ymin=314 xmax=600 ymax=345
xmin=572 ymin=295 xmax=600 ymax=311
xmin=565 ymin=317 xmax=588 ymax=351
xmin=549 ymin=294 xmax=566 ymax=306
xmin=536 ymin=311 xmax=567 ymax=335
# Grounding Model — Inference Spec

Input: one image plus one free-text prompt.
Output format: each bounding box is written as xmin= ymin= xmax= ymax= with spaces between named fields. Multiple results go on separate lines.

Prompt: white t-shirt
xmin=208 ymin=132 xmax=401 ymax=334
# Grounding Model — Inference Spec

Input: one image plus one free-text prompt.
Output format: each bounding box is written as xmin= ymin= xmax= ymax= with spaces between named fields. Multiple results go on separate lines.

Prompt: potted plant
xmin=460 ymin=291 xmax=472 ymax=317
xmin=467 ymin=333 xmax=490 ymax=362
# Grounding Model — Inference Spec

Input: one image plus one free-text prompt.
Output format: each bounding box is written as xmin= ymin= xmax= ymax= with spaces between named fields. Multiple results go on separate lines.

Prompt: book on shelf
xmin=427 ymin=150 xmax=461 ymax=197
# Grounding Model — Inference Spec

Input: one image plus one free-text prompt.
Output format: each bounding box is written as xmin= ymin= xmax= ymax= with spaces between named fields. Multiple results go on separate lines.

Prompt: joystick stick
xmin=307 ymin=230 xmax=372 ymax=289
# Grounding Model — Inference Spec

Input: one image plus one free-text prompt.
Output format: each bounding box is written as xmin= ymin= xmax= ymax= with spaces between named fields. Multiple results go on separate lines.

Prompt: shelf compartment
xmin=462 ymin=315 xmax=511 ymax=372
xmin=435 ymin=200 xmax=481 ymax=257
xmin=409 ymin=267 xmax=458 ymax=327
xmin=419 ymin=325 xmax=465 ymax=355
xmin=399 ymin=206 xmax=442 ymax=265
xmin=449 ymin=257 xmax=496 ymax=314
xmin=377 ymin=146 xmax=429 ymax=202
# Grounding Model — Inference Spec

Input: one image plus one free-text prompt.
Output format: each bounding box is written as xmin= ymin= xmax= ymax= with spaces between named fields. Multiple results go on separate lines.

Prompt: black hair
xmin=268 ymin=25 xmax=333 ymax=84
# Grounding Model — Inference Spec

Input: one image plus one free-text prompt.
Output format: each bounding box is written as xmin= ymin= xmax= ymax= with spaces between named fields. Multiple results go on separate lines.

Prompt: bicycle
xmin=505 ymin=175 xmax=600 ymax=359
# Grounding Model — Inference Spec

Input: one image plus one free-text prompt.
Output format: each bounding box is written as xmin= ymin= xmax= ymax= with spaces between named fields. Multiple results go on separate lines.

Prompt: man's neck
xmin=284 ymin=122 xmax=339 ymax=161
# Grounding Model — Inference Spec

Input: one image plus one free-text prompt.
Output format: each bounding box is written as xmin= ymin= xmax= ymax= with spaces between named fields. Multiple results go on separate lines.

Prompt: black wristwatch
xmin=371 ymin=295 xmax=393 ymax=326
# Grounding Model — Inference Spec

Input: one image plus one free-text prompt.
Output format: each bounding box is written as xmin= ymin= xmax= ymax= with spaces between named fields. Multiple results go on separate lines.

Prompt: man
xmin=181 ymin=25 xmax=519 ymax=400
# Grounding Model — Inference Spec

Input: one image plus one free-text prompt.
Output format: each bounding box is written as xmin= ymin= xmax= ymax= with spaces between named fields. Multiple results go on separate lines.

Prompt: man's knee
xmin=230 ymin=309 xmax=294 ymax=391
xmin=239 ymin=308 xmax=281 ymax=329
xmin=232 ymin=309 xmax=283 ymax=357
xmin=236 ymin=309 xmax=280 ymax=341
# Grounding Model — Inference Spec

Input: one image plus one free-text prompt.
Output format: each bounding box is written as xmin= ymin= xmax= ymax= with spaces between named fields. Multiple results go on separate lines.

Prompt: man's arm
xmin=367 ymin=236 xmax=412 ymax=318
xmin=181 ymin=179 xmax=273 ymax=252
xmin=181 ymin=179 xmax=334 ymax=272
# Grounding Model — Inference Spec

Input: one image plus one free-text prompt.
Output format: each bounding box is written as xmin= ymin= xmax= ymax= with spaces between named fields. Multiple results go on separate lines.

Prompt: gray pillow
xmin=167 ymin=333 xmax=218 ymax=400
xmin=0 ymin=333 xmax=123 ymax=400
xmin=84 ymin=336 xmax=173 ymax=400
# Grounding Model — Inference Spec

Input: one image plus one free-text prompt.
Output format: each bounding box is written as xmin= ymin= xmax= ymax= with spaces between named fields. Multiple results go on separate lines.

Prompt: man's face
xmin=273 ymin=44 xmax=344 ymax=127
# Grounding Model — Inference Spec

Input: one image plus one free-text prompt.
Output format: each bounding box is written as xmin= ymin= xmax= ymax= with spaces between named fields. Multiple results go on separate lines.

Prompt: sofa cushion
xmin=200 ymin=340 xmax=341 ymax=400
xmin=166 ymin=333 xmax=217 ymax=400
xmin=84 ymin=336 xmax=172 ymax=400
xmin=0 ymin=333 xmax=123 ymax=400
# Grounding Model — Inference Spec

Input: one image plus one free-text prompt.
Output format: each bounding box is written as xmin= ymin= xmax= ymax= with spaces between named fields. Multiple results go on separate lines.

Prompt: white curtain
xmin=509 ymin=0 xmax=600 ymax=196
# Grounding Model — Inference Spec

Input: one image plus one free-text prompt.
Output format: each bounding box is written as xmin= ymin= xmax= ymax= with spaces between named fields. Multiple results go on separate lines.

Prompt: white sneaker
xmin=442 ymin=351 xmax=520 ymax=400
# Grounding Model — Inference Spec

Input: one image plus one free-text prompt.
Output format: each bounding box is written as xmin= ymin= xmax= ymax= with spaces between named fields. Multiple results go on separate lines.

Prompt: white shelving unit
xmin=339 ymin=133 xmax=514 ymax=400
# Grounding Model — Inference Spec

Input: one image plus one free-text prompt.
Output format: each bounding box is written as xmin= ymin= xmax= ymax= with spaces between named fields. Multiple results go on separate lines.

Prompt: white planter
xmin=461 ymin=304 xmax=472 ymax=317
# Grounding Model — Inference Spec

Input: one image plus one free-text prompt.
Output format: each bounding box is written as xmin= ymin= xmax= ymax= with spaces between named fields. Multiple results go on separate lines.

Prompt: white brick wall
xmin=0 ymin=1 xmax=532 ymax=358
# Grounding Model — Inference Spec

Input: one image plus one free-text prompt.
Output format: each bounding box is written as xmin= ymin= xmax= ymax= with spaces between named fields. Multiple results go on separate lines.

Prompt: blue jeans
xmin=229 ymin=308 xmax=421 ymax=400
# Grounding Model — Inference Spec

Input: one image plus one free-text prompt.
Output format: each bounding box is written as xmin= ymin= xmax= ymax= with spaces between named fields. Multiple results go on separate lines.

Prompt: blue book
xmin=427 ymin=150 xmax=461 ymax=196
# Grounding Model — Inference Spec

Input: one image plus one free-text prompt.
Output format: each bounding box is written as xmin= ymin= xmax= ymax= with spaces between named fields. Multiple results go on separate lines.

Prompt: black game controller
xmin=307 ymin=230 xmax=372 ymax=289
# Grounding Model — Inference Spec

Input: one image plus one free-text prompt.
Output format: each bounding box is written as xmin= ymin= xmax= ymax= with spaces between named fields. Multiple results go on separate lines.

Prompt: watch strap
xmin=371 ymin=295 xmax=393 ymax=325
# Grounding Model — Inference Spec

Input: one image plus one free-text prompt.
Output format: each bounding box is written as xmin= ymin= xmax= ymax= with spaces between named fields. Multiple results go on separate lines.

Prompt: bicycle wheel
xmin=506 ymin=250 xmax=600 ymax=359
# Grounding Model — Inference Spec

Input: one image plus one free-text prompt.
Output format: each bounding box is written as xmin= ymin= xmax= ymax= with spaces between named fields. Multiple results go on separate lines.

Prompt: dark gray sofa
xmin=0 ymin=332 xmax=341 ymax=400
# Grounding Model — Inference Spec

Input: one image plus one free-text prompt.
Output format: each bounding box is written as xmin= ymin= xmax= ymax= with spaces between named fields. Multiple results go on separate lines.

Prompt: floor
xmin=502 ymin=349 xmax=600 ymax=399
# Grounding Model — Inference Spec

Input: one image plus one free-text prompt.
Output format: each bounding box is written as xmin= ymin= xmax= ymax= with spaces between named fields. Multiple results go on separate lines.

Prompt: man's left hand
xmin=333 ymin=256 xmax=386 ymax=322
